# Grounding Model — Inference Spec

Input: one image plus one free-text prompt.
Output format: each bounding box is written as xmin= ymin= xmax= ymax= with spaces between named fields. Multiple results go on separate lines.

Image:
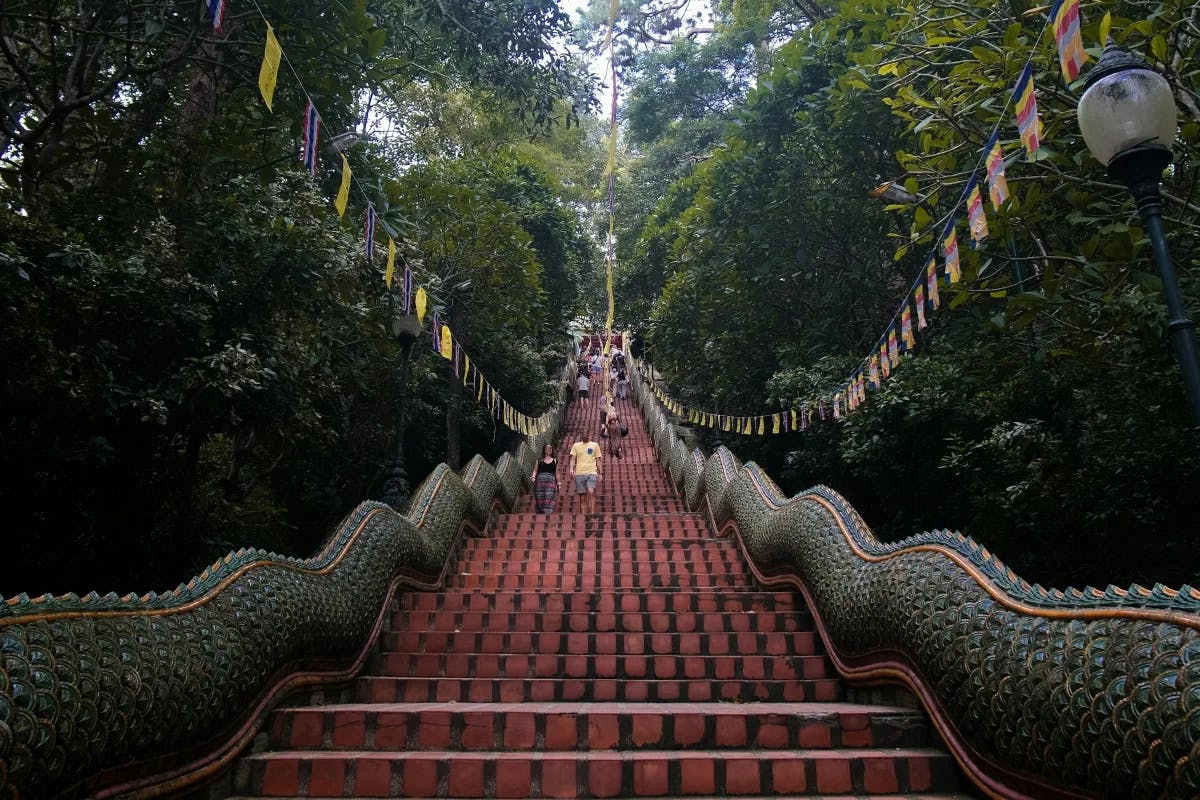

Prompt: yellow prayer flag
xmin=439 ymin=325 xmax=453 ymax=360
xmin=258 ymin=23 xmax=282 ymax=111
xmin=463 ymin=354 xmax=470 ymax=386
xmin=384 ymin=237 xmax=396 ymax=288
xmin=773 ymin=414 xmax=781 ymax=434
xmin=415 ymin=287 xmax=427 ymax=324
xmin=757 ymin=417 xmax=765 ymax=435
xmin=477 ymin=377 xmax=484 ymax=402
xmin=334 ymin=155 xmax=351 ymax=217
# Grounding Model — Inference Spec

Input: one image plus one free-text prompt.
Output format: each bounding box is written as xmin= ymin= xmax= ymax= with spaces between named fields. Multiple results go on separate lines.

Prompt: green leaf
xmin=1150 ymin=35 xmax=1168 ymax=62
xmin=1098 ymin=11 xmax=1112 ymax=46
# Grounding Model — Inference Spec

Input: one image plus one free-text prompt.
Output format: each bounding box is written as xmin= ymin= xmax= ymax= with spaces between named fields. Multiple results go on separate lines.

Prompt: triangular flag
xmin=258 ymin=23 xmax=282 ymax=111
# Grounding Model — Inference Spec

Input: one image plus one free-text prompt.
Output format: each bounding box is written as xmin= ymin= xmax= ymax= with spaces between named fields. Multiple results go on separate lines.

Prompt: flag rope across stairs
xmin=230 ymin=392 xmax=972 ymax=798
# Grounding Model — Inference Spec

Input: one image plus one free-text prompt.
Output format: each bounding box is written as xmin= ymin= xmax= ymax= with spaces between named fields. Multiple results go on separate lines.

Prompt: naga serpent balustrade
xmin=633 ymin=361 xmax=1200 ymax=800
xmin=0 ymin=368 xmax=572 ymax=800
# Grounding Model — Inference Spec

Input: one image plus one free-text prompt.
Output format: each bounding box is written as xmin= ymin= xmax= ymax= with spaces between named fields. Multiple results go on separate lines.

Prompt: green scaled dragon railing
xmin=632 ymin=362 xmax=1200 ymax=800
xmin=0 ymin=370 xmax=570 ymax=800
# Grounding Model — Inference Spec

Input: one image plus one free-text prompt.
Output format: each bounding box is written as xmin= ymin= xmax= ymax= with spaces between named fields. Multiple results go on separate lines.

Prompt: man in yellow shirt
xmin=568 ymin=435 xmax=602 ymax=515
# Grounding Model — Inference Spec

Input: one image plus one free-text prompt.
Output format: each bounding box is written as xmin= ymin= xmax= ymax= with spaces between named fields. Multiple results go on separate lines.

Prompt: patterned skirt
xmin=534 ymin=472 xmax=558 ymax=513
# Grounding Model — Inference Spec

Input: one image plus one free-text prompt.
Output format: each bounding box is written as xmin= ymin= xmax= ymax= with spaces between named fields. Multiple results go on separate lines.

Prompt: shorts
xmin=574 ymin=474 xmax=598 ymax=493
xmin=578 ymin=389 xmax=589 ymax=399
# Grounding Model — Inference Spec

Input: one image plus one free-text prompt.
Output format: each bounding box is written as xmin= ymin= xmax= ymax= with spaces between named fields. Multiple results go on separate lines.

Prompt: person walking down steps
xmin=569 ymin=432 xmax=602 ymax=515
xmin=531 ymin=442 xmax=559 ymax=514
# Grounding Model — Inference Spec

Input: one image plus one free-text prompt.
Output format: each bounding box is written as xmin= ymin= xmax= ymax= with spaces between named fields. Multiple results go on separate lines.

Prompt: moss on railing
xmin=0 ymin=375 xmax=568 ymax=799
xmin=633 ymin=362 xmax=1200 ymax=800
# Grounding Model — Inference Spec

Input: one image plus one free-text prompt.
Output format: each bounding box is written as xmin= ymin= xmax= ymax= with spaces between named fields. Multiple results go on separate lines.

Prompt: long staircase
xmin=231 ymin=393 xmax=970 ymax=798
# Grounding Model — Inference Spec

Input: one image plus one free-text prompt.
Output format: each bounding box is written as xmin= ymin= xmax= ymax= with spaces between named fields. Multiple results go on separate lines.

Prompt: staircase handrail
xmin=630 ymin=359 xmax=1200 ymax=800
xmin=0 ymin=362 xmax=574 ymax=799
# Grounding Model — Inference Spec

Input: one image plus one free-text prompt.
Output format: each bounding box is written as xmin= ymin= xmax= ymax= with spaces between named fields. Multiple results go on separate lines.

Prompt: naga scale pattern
xmin=0 ymin=373 xmax=569 ymax=800
xmin=632 ymin=363 xmax=1200 ymax=800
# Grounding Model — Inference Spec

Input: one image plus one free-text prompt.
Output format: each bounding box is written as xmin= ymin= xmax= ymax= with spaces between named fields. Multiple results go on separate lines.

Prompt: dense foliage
xmin=0 ymin=1 xmax=597 ymax=594
xmin=612 ymin=0 xmax=1200 ymax=587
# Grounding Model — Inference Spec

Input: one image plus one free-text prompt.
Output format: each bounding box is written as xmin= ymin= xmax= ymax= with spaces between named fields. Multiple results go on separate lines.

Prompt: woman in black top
xmin=532 ymin=443 xmax=559 ymax=514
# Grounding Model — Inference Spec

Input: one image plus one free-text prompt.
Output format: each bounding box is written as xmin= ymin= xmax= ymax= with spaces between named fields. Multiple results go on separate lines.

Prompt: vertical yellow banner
xmin=335 ymin=155 xmax=351 ymax=217
xmin=258 ymin=23 xmax=282 ymax=111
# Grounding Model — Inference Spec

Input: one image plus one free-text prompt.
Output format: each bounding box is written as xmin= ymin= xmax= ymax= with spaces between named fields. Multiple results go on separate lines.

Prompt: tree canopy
xmin=0 ymin=0 xmax=599 ymax=594
xmin=609 ymin=0 xmax=1200 ymax=587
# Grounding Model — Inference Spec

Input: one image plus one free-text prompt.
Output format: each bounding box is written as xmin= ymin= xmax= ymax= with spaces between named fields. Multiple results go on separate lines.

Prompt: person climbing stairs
xmin=229 ymin=391 xmax=972 ymax=798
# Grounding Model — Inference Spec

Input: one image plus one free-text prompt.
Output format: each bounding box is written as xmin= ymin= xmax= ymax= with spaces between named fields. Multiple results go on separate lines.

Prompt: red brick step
xmin=269 ymin=702 xmax=932 ymax=752
xmin=378 ymin=630 xmax=817 ymax=656
xmin=237 ymin=747 xmax=961 ymax=797
xmin=353 ymin=677 xmax=842 ymax=704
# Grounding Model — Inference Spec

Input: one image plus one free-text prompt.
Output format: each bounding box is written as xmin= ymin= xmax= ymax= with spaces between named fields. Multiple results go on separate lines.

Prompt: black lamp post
xmin=1077 ymin=41 xmax=1200 ymax=426
xmin=381 ymin=310 xmax=423 ymax=510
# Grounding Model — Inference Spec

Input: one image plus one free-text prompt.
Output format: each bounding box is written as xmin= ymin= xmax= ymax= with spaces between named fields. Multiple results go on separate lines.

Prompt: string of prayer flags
xmin=926 ymin=257 xmax=941 ymax=309
xmin=302 ymin=102 xmax=320 ymax=176
xmin=1013 ymin=64 xmax=1041 ymax=157
xmin=1050 ymin=0 xmax=1087 ymax=82
xmin=901 ymin=303 xmax=916 ymax=350
xmin=985 ymin=134 xmax=1009 ymax=210
xmin=967 ymin=180 xmax=988 ymax=246
xmin=258 ymin=23 xmax=282 ymax=111
xmin=943 ymin=227 xmax=961 ymax=283
xmin=915 ymin=283 xmax=928 ymax=329
xmin=335 ymin=155 xmax=351 ymax=217
xmin=365 ymin=205 xmax=377 ymax=261
xmin=206 ymin=0 xmax=226 ymax=31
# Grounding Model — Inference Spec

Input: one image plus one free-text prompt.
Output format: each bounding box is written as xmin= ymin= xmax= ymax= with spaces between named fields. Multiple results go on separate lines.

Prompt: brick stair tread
xmin=379 ymin=631 xmax=818 ymax=655
xmin=281 ymin=700 xmax=913 ymax=716
xmin=229 ymin=795 xmax=976 ymax=799
xmin=354 ymin=677 xmax=842 ymax=703
xmin=244 ymin=746 xmax=955 ymax=761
